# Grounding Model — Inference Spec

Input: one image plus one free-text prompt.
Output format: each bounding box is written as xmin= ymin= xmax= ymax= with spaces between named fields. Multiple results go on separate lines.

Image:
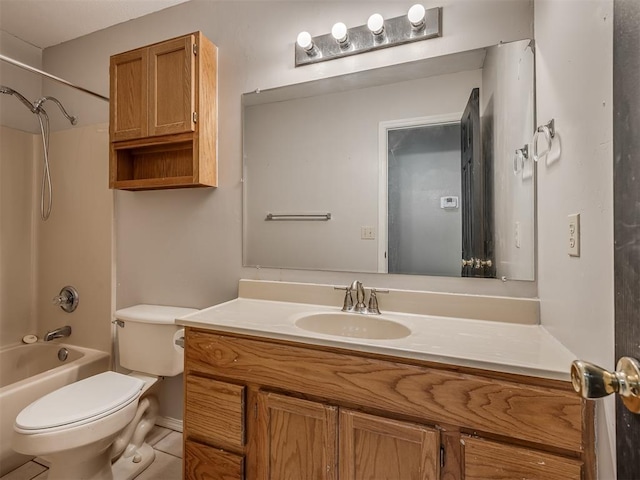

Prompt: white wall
xmin=535 ymin=0 xmax=615 ymax=478
xmin=0 ymin=127 xmax=36 ymax=346
xmin=1 ymin=32 xmax=112 ymax=354
xmin=0 ymin=34 xmax=42 ymax=346
xmin=0 ymin=31 xmax=43 ymax=133
xmin=34 ymin=124 xmax=113 ymax=353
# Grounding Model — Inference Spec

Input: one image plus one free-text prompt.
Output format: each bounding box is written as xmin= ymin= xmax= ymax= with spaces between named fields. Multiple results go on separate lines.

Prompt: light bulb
xmin=408 ymin=4 xmax=426 ymax=28
xmin=367 ymin=13 xmax=385 ymax=35
xmin=296 ymin=31 xmax=314 ymax=52
xmin=331 ymin=22 xmax=349 ymax=44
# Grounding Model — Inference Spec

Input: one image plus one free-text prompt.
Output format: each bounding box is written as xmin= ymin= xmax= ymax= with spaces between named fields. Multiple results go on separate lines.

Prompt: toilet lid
xmin=15 ymin=371 xmax=144 ymax=431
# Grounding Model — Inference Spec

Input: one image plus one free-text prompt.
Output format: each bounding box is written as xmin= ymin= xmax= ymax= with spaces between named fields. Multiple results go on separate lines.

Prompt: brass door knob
xmin=570 ymin=357 xmax=640 ymax=414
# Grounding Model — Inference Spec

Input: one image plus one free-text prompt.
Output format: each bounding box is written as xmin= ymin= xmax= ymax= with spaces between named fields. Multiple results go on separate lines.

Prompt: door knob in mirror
xmin=571 ymin=357 xmax=640 ymax=414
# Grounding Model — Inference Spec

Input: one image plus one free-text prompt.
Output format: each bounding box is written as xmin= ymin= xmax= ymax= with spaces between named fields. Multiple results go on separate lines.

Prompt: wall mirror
xmin=243 ymin=38 xmax=535 ymax=281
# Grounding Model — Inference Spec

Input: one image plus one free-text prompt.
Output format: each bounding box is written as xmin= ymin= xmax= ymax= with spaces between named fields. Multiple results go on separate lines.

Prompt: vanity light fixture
xmin=295 ymin=4 xmax=442 ymax=67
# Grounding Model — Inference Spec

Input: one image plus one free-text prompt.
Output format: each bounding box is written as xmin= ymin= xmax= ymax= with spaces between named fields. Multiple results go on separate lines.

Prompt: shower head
xmin=34 ymin=96 xmax=77 ymax=125
xmin=0 ymin=84 xmax=38 ymax=113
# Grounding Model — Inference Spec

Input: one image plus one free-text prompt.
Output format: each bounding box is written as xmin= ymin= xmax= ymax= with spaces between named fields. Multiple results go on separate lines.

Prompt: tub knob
xmin=52 ymin=286 xmax=79 ymax=313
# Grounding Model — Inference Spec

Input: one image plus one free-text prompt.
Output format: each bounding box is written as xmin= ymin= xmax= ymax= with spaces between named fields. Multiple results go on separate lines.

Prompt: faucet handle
xmin=334 ymin=285 xmax=354 ymax=311
xmin=367 ymin=288 xmax=388 ymax=314
xmin=52 ymin=294 xmax=69 ymax=306
xmin=53 ymin=286 xmax=79 ymax=313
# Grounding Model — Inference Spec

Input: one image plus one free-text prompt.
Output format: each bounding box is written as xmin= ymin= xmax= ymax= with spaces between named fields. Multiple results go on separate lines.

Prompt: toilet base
xmin=46 ymin=447 xmax=113 ymax=480
xmin=111 ymin=443 xmax=155 ymax=480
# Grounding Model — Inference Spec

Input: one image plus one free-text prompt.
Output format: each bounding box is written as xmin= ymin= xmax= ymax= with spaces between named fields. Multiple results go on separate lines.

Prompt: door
xmin=339 ymin=410 xmax=439 ymax=480
xmin=109 ymin=48 xmax=148 ymax=141
xmin=148 ymin=35 xmax=196 ymax=137
xmin=460 ymin=88 xmax=494 ymax=278
xmin=613 ymin=0 xmax=640 ymax=476
xmin=256 ymin=391 xmax=338 ymax=480
xmin=386 ymin=122 xmax=462 ymax=276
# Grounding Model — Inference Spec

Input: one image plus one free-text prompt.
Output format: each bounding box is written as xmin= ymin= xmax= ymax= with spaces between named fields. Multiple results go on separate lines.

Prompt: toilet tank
xmin=114 ymin=304 xmax=198 ymax=377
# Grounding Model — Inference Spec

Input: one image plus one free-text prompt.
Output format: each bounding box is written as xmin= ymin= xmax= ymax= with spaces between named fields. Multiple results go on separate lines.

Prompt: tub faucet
xmin=44 ymin=325 xmax=72 ymax=342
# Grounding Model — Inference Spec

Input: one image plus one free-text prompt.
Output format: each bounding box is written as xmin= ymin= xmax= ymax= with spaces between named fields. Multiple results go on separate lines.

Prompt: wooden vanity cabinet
xmin=183 ymin=328 xmax=594 ymax=480
xmin=109 ymin=32 xmax=217 ymax=190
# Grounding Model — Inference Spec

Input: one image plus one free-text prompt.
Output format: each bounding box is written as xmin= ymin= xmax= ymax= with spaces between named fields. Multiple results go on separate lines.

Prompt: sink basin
xmin=294 ymin=312 xmax=411 ymax=340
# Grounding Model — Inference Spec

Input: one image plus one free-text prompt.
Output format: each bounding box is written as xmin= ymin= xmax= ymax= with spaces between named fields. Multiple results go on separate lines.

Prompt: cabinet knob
xmin=570 ymin=357 xmax=640 ymax=413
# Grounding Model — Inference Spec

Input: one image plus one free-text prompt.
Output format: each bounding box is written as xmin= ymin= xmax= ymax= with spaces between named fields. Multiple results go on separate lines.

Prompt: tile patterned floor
xmin=1 ymin=427 xmax=182 ymax=480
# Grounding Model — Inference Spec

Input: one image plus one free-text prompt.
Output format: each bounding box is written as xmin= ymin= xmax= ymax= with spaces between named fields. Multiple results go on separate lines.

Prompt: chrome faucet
xmin=335 ymin=281 xmax=388 ymax=315
xmin=350 ymin=280 xmax=367 ymax=313
xmin=44 ymin=325 xmax=72 ymax=342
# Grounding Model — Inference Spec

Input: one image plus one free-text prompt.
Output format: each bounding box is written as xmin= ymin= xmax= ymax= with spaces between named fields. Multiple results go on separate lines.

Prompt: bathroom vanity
xmin=178 ymin=281 xmax=594 ymax=480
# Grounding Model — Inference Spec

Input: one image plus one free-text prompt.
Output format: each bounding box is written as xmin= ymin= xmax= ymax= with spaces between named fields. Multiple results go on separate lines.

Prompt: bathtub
xmin=0 ymin=342 xmax=110 ymax=476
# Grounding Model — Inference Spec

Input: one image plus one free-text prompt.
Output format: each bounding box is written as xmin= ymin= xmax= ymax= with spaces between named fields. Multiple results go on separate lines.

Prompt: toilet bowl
xmin=12 ymin=305 xmax=197 ymax=480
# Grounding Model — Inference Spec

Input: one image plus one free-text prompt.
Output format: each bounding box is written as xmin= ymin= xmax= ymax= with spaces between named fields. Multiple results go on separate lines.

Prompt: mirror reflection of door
xmin=460 ymin=88 xmax=495 ymax=278
xmin=383 ymin=117 xmax=462 ymax=276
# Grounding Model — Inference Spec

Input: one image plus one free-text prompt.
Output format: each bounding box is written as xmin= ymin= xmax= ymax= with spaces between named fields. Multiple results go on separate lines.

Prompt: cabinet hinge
xmin=440 ymin=445 xmax=445 ymax=469
xmin=193 ymin=43 xmax=198 ymax=55
xmin=192 ymin=111 xmax=198 ymax=123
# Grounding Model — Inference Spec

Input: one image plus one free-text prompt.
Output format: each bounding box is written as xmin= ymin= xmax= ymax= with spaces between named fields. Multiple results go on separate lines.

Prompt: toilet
xmin=12 ymin=305 xmax=197 ymax=480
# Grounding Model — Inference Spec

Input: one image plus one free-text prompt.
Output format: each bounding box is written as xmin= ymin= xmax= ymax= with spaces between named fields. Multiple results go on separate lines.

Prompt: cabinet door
xmin=463 ymin=436 xmax=583 ymax=480
xmin=110 ymin=48 xmax=148 ymax=141
xmin=148 ymin=35 xmax=196 ymax=137
xmin=339 ymin=410 xmax=439 ymax=480
xmin=256 ymin=391 xmax=338 ymax=480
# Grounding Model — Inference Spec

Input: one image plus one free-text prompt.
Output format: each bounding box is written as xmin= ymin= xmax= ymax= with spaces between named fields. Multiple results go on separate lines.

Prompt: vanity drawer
xmin=185 ymin=328 xmax=585 ymax=453
xmin=462 ymin=436 xmax=583 ymax=480
xmin=185 ymin=374 xmax=246 ymax=451
xmin=184 ymin=439 xmax=244 ymax=480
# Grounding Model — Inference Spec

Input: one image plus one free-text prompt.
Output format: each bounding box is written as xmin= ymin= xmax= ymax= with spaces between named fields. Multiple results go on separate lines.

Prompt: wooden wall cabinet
xmin=183 ymin=328 xmax=594 ymax=480
xmin=109 ymin=32 xmax=217 ymax=190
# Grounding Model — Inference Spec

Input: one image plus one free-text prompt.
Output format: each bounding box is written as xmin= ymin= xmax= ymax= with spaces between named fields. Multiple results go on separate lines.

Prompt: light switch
xmin=361 ymin=226 xmax=376 ymax=240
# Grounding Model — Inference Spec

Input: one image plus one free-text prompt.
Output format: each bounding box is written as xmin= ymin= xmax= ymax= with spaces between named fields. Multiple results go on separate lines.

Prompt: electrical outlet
xmin=361 ymin=226 xmax=376 ymax=240
xmin=568 ymin=213 xmax=580 ymax=257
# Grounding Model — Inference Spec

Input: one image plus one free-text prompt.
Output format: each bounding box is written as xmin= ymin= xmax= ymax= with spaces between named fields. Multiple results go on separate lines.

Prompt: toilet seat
xmin=15 ymin=372 xmax=144 ymax=434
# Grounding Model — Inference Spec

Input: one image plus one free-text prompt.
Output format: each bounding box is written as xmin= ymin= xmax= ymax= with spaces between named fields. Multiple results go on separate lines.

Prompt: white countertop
xmin=177 ymin=297 xmax=576 ymax=381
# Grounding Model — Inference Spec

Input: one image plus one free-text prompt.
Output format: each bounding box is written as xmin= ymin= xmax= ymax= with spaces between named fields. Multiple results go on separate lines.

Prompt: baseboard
xmin=155 ymin=416 xmax=183 ymax=433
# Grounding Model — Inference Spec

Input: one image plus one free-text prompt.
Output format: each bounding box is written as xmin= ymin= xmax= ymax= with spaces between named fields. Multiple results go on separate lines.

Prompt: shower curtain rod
xmin=0 ymin=54 xmax=109 ymax=102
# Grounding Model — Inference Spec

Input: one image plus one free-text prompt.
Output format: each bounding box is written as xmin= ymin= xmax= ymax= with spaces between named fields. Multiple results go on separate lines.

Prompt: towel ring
xmin=532 ymin=119 xmax=555 ymax=162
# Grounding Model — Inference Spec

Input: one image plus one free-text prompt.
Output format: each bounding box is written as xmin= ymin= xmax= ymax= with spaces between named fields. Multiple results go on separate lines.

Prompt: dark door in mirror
xmin=461 ymin=88 xmax=494 ymax=278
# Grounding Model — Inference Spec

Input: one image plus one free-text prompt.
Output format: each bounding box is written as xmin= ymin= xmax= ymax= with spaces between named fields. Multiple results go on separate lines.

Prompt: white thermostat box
xmin=440 ymin=196 xmax=459 ymax=209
